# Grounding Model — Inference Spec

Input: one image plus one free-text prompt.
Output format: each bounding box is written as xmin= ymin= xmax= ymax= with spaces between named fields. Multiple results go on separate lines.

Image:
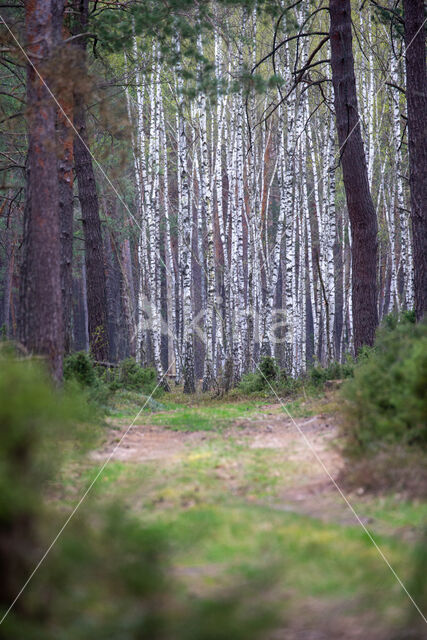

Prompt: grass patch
xmin=354 ymin=495 xmax=427 ymax=533
xmin=52 ymin=383 xmax=426 ymax=636
xmin=155 ymin=503 xmax=411 ymax=609
xmin=143 ymin=401 xmax=266 ymax=431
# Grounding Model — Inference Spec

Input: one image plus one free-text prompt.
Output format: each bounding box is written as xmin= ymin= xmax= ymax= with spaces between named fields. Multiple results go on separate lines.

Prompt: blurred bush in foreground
xmin=0 ymin=354 xmax=277 ymax=639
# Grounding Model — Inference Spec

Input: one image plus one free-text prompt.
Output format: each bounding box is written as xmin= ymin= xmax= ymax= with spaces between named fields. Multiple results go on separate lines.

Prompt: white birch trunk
xmin=177 ymin=41 xmax=195 ymax=392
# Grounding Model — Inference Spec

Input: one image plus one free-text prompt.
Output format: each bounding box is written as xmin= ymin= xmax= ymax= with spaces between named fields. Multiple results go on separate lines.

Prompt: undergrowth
xmin=238 ymin=355 xmax=354 ymax=397
xmin=341 ymin=313 xmax=426 ymax=454
xmin=64 ymin=352 xmax=162 ymax=409
xmin=338 ymin=312 xmax=427 ymax=498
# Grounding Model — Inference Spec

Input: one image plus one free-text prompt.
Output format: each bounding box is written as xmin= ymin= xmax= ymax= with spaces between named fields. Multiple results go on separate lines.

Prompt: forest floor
xmin=60 ymin=388 xmax=427 ymax=639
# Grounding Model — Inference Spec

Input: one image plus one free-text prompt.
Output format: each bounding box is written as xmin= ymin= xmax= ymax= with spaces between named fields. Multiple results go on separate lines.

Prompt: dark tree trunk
xmin=72 ymin=276 xmax=86 ymax=352
xmin=20 ymin=0 xmax=63 ymax=381
xmin=57 ymin=112 xmax=74 ymax=354
xmin=73 ymin=115 xmax=109 ymax=361
xmin=2 ymin=229 xmax=15 ymax=338
xmin=72 ymin=0 xmax=109 ymax=361
xmin=53 ymin=11 xmax=75 ymax=355
xmin=403 ymin=0 xmax=427 ymax=321
xmin=121 ymin=236 xmax=136 ymax=358
xmin=329 ymin=0 xmax=378 ymax=353
xmin=72 ymin=258 xmax=90 ymax=352
xmin=56 ymin=39 xmax=74 ymax=353
xmin=103 ymin=228 xmax=121 ymax=362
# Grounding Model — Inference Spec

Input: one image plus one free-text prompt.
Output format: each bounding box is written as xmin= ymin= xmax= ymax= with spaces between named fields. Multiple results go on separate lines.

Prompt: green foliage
xmin=92 ymin=0 xmax=285 ymax=56
xmin=64 ymin=354 xmax=160 ymax=406
xmin=64 ymin=351 xmax=112 ymax=408
xmin=341 ymin=314 xmax=427 ymax=455
xmin=0 ymin=355 xmax=97 ymax=525
xmin=64 ymin=351 xmax=96 ymax=386
xmin=111 ymin=358 xmax=158 ymax=394
xmin=309 ymin=357 xmax=354 ymax=388
xmin=372 ymin=3 xmax=404 ymax=38
xmin=239 ymin=356 xmax=354 ymax=396
xmin=259 ymin=355 xmax=279 ymax=381
xmin=0 ymin=354 xmax=276 ymax=640
xmin=239 ymin=371 xmax=267 ymax=394
xmin=239 ymin=356 xmax=278 ymax=394
xmin=239 ymin=356 xmax=279 ymax=394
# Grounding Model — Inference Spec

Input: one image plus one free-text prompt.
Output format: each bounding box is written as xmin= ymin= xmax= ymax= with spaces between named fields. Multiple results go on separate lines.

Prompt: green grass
xmin=160 ymin=504 xmax=410 ymax=603
xmin=139 ymin=401 xmax=266 ymax=431
xmin=354 ymin=496 xmax=427 ymax=533
xmin=106 ymin=380 xmax=329 ymax=426
xmin=56 ymin=390 xmax=427 ymax=634
xmin=76 ymin=450 xmax=414 ymax=612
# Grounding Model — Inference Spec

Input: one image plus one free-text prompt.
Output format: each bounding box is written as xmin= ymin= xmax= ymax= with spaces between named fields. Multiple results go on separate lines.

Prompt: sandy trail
xmin=91 ymin=405 xmax=363 ymax=528
xmin=91 ymin=406 xmax=339 ymax=466
xmin=89 ymin=406 xmax=410 ymax=639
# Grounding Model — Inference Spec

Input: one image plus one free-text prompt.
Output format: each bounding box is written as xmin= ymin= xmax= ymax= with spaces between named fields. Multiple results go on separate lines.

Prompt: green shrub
xmin=309 ymin=357 xmax=354 ymax=388
xmin=258 ymin=355 xmax=278 ymax=381
xmin=120 ymin=358 xmax=157 ymax=391
xmin=239 ymin=372 xmax=266 ymax=394
xmin=239 ymin=356 xmax=278 ymax=394
xmin=64 ymin=353 xmax=162 ymax=406
xmin=341 ymin=315 xmax=427 ymax=454
xmin=239 ymin=355 xmax=353 ymax=397
xmin=64 ymin=351 xmax=113 ymax=408
xmin=0 ymin=354 xmax=98 ymax=566
xmin=64 ymin=351 xmax=96 ymax=386
xmin=110 ymin=358 xmax=158 ymax=394
xmin=276 ymin=372 xmax=304 ymax=395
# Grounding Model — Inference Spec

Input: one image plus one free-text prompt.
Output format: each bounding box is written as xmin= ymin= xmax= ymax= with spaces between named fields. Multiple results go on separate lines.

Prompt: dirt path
xmin=92 ymin=405 xmax=339 ymax=467
xmin=91 ymin=423 xmax=212 ymax=462
xmin=88 ymin=404 xmax=419 ymax=639
xmin=91 ymin=404 xmax=368 ymax=529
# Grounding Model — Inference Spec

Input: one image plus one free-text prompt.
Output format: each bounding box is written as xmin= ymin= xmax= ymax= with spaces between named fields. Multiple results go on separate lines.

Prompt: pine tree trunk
xmin=73 ymin=107 xmax=109 ymax=361
xmin=21 ymin=0 xmax=63 ymax=381
xmin=56 ymin=39 xmax=74 ymax=355
xmin=72 ymin=0 xmax=109 ymax=361
xmin=402 ymin=0 xmax=427 ymax=321
xmin=329 ymin=0 xmax=378 ymax=352
xmin=2 ymin=230 xmax=15 ymax=338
